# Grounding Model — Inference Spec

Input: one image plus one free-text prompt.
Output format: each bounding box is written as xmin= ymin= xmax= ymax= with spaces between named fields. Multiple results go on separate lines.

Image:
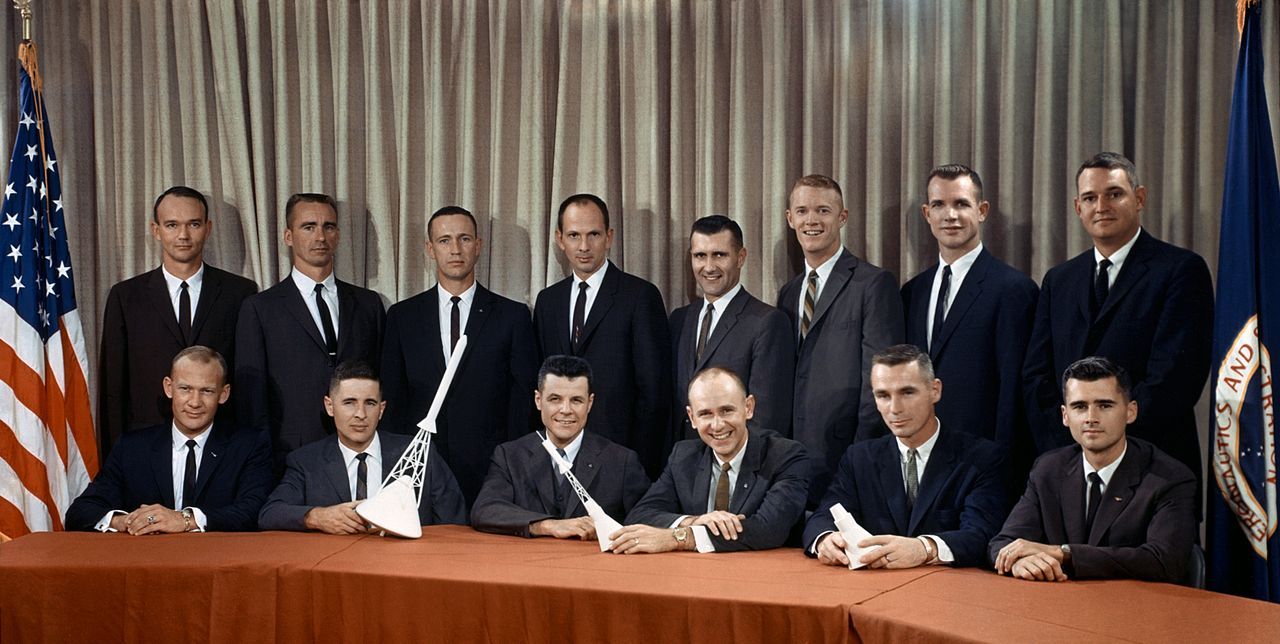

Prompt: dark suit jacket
xmin=471 ymin=431 xmax=651 ymax=537
xmin=669 ymin=287 xmax=794 ymax=441
xmin=625 ymin=429 xmax=808 ymax=551
xmin=381 ymin=284 xmax=539 ymax=506
xmin=902 ymin=249 xmax=1038 ymax=448
xmin=98 ymin=265 xmax=258 ymax=459
xmin=777 ymin=248 xmax=904 ymax=506
xmin=235 ymin=276 xmax=386 ymax=459
xmin=1022 ymin=230 xmax=1214 ymax=490
xmin=988 ymin=437 xmax=1196 ymax=583
xmin=534 ymin=261 xmax=671 ymax=475
xmin=257 ymin=431 xmax=466 ymax=530
xmin=65 ymin=423 xmax=273 ymax=531
xmin=801 ymin=428 xmax=1007 ymax=567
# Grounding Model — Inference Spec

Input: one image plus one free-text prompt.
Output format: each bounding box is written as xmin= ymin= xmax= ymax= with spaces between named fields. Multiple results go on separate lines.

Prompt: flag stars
xmin=18 ymin=112 xmax=33 ymax=129
xmin=37 ymin=305 xmax=49 ymax=327
xmin=55 ymin=261 xmax=70 ymax=278
xmin=53 ymin=198 xmax=62 ymax=212
xmin=44 ymin=280 xmax=56 ymax=297
xmin=39 ymin=182 xmax=46 ymax=199
xmin=26 ymin=175 xmax=36 ymax=192
xmin=10 ymin=275 xmax=23 ymax=293
xmin=46 ymin=157 xmax=56 ymax=173
xmin=29 ymin=208 xmax=38 ymax=222
xmin=2 ymin=213 xmax=18 ymax=231
xmin=6 ymin=245 xmax=19 ymax=261
xmin=23 ymin=145 xmax=36 ymax=161
xmin=3 ymin=183 xmax=13 ymax=199
xmin=48 ymin=225 xmax=58 ymax=238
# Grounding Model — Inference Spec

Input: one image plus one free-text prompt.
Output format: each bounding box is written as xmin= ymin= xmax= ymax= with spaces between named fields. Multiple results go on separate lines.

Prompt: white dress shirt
xmin=290 ymin=267 xmax=340 ymax=342
xmin=697 ymin=282 xmax=743 ymax=343
xmin=893 ymin=423 xmax=954 ymax=564
xmin=338 ymin=432 xmax=384 ymax=501
xmin=1092 ymin=227 xmax=1142 ymax=289
xmin=92 ymin=423 xmax=213 ymax=532
xmin=437 ymin=282 xmax=477 ymax=360
xmin=670 ymin=433 xmax=750 ymax=554
xmin=160 ymin=263 xmax=205 ymax=321
xmin=1082 ymin=442 xmax=1128 ymax=511
xmin=567 ymin=261 xmax=609 ymax=340
xmin=925 ymin=243 xmax=982 ymax=347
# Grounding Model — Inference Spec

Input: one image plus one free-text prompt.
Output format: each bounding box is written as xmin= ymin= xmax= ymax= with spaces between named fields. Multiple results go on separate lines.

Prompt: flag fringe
xmin=17 ymin=41 xmax=41 ymax=94
xmin=1238 ymin=0 xmax=1261 ymax=36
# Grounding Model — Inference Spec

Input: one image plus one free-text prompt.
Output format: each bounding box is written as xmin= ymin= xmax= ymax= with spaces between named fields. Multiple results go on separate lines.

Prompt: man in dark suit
xmin=258 ymin=361 xmax=466 ymax=532
xmin=777 ymin=174 xmax=904 ymax=507
xmin=98 ymin=186 xmax=258 ymax=459
xmin=236 ymin=193 xmax=386 ymax=462
xmin=1022 ymin=153 xmax=1214 ymax=500
xmin=533 ymin=193 xmax=671 ymax=476
xmin=901 ymin=165 xmax=1037 ymax=450
xmin=67 ymin=346 xmax=272 ymax=533
xmin=991 ymin=357 xmax=1195 ymax=583
xmin=669 ymin=215 xmax=793 ymax=441
xmin=381 ymin=206 xmax=538 ymax=505
xmin=803 ymin=345 xmax=1006 ymax=569
xmin=471 ymin=355 xmax=650 ymax=538
xmin=612 ymin=367 xmax=808 ymax=553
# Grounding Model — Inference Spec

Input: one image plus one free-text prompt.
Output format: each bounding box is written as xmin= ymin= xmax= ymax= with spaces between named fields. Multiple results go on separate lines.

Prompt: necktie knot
xmin=807 ymin=270 xmax=818 ymax=284
xmin=578 ymin=282 xmax=589 ymax=293
xmin=180 ymin=281 xmax=189 ymax=290
xmin=450 ymin=295 xmax=461 ymax=304
xmin=185 ymin=439 xmax=197 ymax=449
xmin=313 ymin=283 xmax=324 ymax=295
xmin=355 ymin=452 xmax=369 ymax=463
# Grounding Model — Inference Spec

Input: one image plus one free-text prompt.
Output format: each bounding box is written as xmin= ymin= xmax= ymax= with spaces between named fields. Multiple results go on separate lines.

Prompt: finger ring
xmin=884 ymin=554 xmax=892 ymax=562
xmin=633 ymin=538 xmax=639 ymax=545
xmin=146 ymin=515 xmax=156 ymax=524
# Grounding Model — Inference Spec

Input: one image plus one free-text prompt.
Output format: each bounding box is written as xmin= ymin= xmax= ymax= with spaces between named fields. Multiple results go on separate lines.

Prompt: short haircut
xmin=427 ymin=206 xmax=478 ymax=239
xmin=285 ymin=192 xmax=338 ymax=228
xmin=538 ymin=355 xmax=594 ymax=394
xmin=152 ymin=186 xmax=209 ymax=224
xmin=1076 ymin=152 xmax=1140 ymax=190
xmin=787 ymin=174 xmax=844 ymax=208
xmin=556 ymin=193 xmax=610 ymax=231
xmin=689 ymin=215 xmax=744 ymax=249
xmin=689 ymin=366 xmax=748 ymax=398
xmin=925 ymin=164 xmax=984 ymax=202
xmin=1062 ymin=356 xmax=1132 ymax=401
xmin=871 ymin=344 xmax=935 ymax=381
xmin=328 ymin=360 xmax=381 ymax=397
xmin=171 ymin=345 xmax=228 ymax=385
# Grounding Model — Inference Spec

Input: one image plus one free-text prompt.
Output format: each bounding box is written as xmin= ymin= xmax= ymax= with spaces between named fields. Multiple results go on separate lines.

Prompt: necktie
xmin=355 ymin=452 xmax=369 ymax=501
xmin=800 ymin=270 xmax=818 ymax=340
xmin=554 ymin=448 xmax=569 ymax=506
xmin=695 ymin=300 xmax=714 ymax=363
xmin=314 ymin=283 xmax=338 ymax=363
xmin=182 ymin=439 xmax=197 ymax=507
xmin=930 ymin=265 xmax=952 ymax=352
xmin=1085 ymin=472 xmax=1103 ymax=535
xmin=1092 ymin=258 xmax=1112 ymax=318
xmin=714 ymin=462 xmax=732 ymax=512
xmin=572 ymin=282 xmax=589 ymax=351
xmin=178 ymin=281 xmax=192 ymax=343
xmin=905 ymin=448 xmax=919 ymax=508
xmin=449 ymin=295 xmax=461 ymax=351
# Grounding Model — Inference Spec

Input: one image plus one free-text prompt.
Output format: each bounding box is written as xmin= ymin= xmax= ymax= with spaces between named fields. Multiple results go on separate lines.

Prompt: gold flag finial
xmin=12 ymin=0 xmax=33 ymax=42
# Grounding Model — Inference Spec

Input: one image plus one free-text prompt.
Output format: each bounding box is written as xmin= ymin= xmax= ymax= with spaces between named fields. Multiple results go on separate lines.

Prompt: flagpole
xmin=13 ymin=0 xmax=33 ymax=42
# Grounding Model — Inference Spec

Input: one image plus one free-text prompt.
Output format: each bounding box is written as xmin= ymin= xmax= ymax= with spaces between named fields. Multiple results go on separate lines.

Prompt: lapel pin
xmin=1113 ymin=496 xmax=1122 ymax=502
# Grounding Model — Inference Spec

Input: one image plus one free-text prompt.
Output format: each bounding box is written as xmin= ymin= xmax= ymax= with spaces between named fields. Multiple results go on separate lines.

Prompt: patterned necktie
xmin=905 ymin=448 xmax=919 ymax=508
xmin=930 ymin=265 xmax=951 ymax=352
xmin=354 ymin=452 xmax=369 ymax=501
xmin=714 ymin=463 xmax=732 ymax=512
xmin=696 ymin=300 xmax=714 ymax=363
xmin=800 ymin=270 xmax=818 ymax=340
xmin=572 ymin=282 xmax=589 ymax=350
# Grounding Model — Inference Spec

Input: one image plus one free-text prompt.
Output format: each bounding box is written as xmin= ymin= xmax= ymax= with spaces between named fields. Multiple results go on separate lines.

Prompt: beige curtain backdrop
xmin=1 ymin=1 xmax=1278 ymax=405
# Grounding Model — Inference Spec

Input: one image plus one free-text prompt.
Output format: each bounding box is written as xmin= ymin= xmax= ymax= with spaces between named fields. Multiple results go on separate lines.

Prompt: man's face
xmin=325 ymin=378 xmax=386 ymax=452
xmin=163 ymin=357 xmax=230 ymax=437
xmin=1061 ymin=376 xmax=1135 ymax=459
xmin=690 ymin=230 xmax=746 ymax=301
xmin=284 ymin=202 xmax=340 ymax=270
xmin=426 ymin=214 xmax=483 ymax=284
xmin=923 ymin=176 xmax=987 ymax=256
xmin=1074 ymin=168 xmax=1145 ymax=250
xmin=786 ymin=185 xmax=848 ymax=262
xmin=687 ymin=372 xmax=755 ymax=461
xmin=535 ymin=374 xmax=593 ymax=448
xmin=151 ymin=195 xmax=210 ymax=266
xmin=870 ymin=361 xmax=942 ymax=447
xmin=555 ymin=202 xmax=613 ymax=278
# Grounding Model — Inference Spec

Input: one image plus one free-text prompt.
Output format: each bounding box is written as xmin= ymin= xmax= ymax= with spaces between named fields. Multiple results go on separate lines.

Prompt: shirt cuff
xmin=669 ymin=515 xmax=689 ymax=529
xmin=922 ymin=534 xmax=954 ymax=564
xmin=690 ymin=525 xmax=716 ymax=553
xmin=187 ymin=507 xmax=208 ymax=532
xmin=810 ymin=530 xmax=835 ymax=555
xmin=95 ymin=510 xmax=126 ymax=532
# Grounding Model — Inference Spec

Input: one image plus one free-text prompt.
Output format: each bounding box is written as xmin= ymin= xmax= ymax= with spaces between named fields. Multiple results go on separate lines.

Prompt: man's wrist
xmin=181 ymin=508 xmax=194 ymax=532
xmin=917 ymin=536 xmax=936 ymax=563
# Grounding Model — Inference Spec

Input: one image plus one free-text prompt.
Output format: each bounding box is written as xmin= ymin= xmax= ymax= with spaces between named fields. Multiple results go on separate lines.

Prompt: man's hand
xmin=304 ymin=502 xmax=372 ymax=535
xmin=688 ymin=511 xmax=747 ymax=540
xmin=608 ymin=524 xmax=684 ymax=554
xmin=1010 ymin=551 xmax=1069 ymax=582
xmin=815 ymin=532 xmax=851 ymax=567
xmin=108 ymin=514 xmax=130 ymax=533
xmin=123 ymin=504 xmax=187 ymax=535
xmin=530 ymin=516 xmax=596 ymax=540
xmin=858 ymin=535 xmax=929 ymax=569
xmin=994 ymin=538 xmax=1063 ymax=575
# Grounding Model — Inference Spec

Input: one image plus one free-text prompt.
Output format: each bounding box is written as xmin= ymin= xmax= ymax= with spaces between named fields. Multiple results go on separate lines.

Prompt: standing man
xmin=901 ymin=165 xmax=1038 ymax=450
xmin=236 ymin=193 xmax=386 ymax=461
xmin=381 ymin=206 xmax=539 ymax=505
xmin=669 ymin=215 xmax=793 ymax=440
xmin=777 ymin=174 xmax=904 ymax=507
xmin=98 ymin=186 xmax=258 ymax=458
xmin=533 ymin=193 xmax=671 ymax=476
xmin=1022 ymin=153 xmax=1214 ymax=498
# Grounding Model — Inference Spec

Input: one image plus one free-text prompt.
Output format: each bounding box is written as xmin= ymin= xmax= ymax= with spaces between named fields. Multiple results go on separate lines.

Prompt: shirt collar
xmin=573 ymin=260 xmax=610 ymax=292
xmin=337 ymin=431 xmax=382 ymax=468
xmin=939 ymin=242 xmax=983 ymax=274
xmin=556 ymin=429 xmax=586 ymax=464
xmin=805 ymin=248 xmax=843 ymax=282
xmin=439 ymin=281 xmax=478 ymax=307
xmin=707 ymin=282 xmax=743 ymax=312
xmin=1093 ymin=227 xmax=1142 ymax=265
xmin=895 ymin=418 xmax=942 ymax=461
xmin=713 ymin=431 xmax=750 ymax=472
xmin=1082 ymin=441 xmax=1128 ymax=488
xmin=171 ymin=422 xmax=213 ymax=450
xmin=290 ymin=266 xmax=337 ymax=295
xmin=161 ymin=263 xmax=205 ymax=291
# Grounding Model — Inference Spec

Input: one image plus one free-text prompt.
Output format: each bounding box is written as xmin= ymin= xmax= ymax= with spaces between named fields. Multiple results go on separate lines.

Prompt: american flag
xmin=0 ymin=43 xmax=97 ymax=539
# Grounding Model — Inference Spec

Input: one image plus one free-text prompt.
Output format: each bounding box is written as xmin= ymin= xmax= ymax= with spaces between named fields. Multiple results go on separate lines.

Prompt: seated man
xmin=471 ymin=355 xmax=650 ymax=539
xmin=66 ymin=346 xmax=272 ymax=533
xmin=612 ymin=367 xmax=808 ymax=553
xmin=989 ymin=356 xmax=1195 ymax=583
xmin=258 ymin=361 xmax=466 ymax=533
xmin=803 ymin=344 xmax=1006 ymax=568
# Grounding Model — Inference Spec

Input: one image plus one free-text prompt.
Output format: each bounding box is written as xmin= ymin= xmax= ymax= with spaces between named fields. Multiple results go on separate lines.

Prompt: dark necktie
xmin=930 ymin=265 xmax=952 ymax=352
xmin=572 ymin=282 xmax=588 ymax=351
xmin=355 ymin=452 xmax=369 ymax=501
xmin=314 ymin=283 xmax=338 ymax=363
xmin=182 ymin=439 xmax=197 ymax=507
xmin=905 ymin=448 xmax=919 ymax=508
xmin=800 ymin=270 xmax=818 ymax=340
xmin=554 ymin=448 xmax=569 ymax=501
xmin=1085 ymin=472 xmax=1103 ymax=535
xmin=449 ymin=295 xmax=461 ymax=351
xmin=178 ymin=281 xmax=192 ymax=343
xmin=714 ymin=463 xmax=732 ymax=512
xmin=695 ymin=300 xmax=714 ymax=363
xmin=1092 ymin=259 xmax=1112 ymax=318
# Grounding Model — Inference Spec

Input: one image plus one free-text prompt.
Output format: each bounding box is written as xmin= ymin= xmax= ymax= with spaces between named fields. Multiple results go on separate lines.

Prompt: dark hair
xmin=556 ymin=193 xmax=610 ymax=231
xmin=427 ymin=206 xmax=478 ymax=239
xmin=1076 ymin=152 xmax=1140 ymax=190
xmin=689 ymin=215 xmax=744 ymax=249
xmin=926 ymin=164 xmax=984 ymax=202
xmin=787 ymin=174 xmax=844 ymax=208
xmin=171 ymin=345 xmax=228 ymax=385
xmin=1062 ymin=356 xmax=1132 ymax=400
xmin=871 ymin=344 xmax=935 ymax=381
xmin=328 ymin=360 xmax=380 ymax=397
xmin=538 ymin=355 xmax=594 ymax=393
xmin=285 ymin=193 xmax=338 ymax=228
xmin=689 ymin=366 xmax=748 ymax=397
xmin=152 ymin=186 xmax=209 ymax=224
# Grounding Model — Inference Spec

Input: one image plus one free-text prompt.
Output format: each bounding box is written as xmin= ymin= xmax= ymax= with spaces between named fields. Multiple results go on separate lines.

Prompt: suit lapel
xmin=460 ymin=285 xmax=495 ymax=369
xmin=676 ymin=302 xmax=700 ymax=382
xmin=191 ymin=425 xmax=227 ymax=501
xmin=909 ymin=266 xmax=935 ymax=348
xmin=691 ymin=448 xmax=713 ymax=514
xmin=545 ymin=279 xmax=573 ymax=354
xmin=189 ymin=268 xmax=219 ymax=342
xmin=1095 ymin=231 xmax=1152 ymax=322
xmin=527 ymin=439 xmax=563 ymax=516
xmin=1088 ymin=443 xmax=1143 ymax=545
xmin=152 ymin=428 xmax=176 ymax=508
xmin=1060 ymin=455 xmax=1087 ymax=544
xmin=810 ymin=251 xmax=854 ymax=332
xmin=422 ymin=287 xmax=447 ymax=373
xmin=697 ymin=290 xmax=747 ymax=370
xmin=564 ymin=433 xmax=603 ymax=516
xmin=728 ymin=434 xmax=761 ymax=515
xmin=908 ymin=431 xmax=956 ymax=534
xmin=1069 ymin=253 xmax=1095 ymax=329
xmin=576 ymin=262 xmax=619 ymax=351
xmin=280 ymin=280 xmax=328 ymax=352
xmin=876 ymin=439 xmax=909 ymax=534
xmin=335 ymin=280 xmax=357 ymax=355
xmin=325 ymin=438 xmax=354 ymax=503
xmin=146 ymin=269 xmax=186 ymax=346
xmin=931 ymin=252 xmax=988 ymax=359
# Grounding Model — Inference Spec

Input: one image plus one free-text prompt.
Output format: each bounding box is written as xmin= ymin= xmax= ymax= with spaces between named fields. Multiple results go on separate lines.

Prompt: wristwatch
xmin=1059 ymin=544 xmax=1072 ymax=561
xmin=181 ymin=508 xmax=195 ymax=532
xmin=672 ymin=526 xmax=689 ymax=546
